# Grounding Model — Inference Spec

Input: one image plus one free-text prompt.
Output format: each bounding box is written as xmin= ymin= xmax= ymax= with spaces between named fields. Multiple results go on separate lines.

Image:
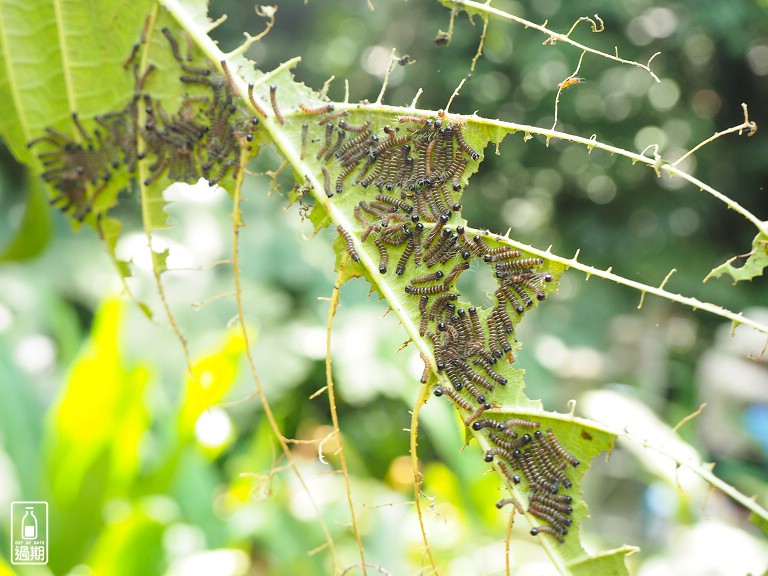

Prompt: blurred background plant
xmin=0 ymin=1 xmax=767 ymax=574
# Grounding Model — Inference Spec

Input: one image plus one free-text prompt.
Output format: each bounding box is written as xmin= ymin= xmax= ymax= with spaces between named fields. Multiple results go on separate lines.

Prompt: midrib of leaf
xmin=51 ymin=0 xmax=78 ymax=136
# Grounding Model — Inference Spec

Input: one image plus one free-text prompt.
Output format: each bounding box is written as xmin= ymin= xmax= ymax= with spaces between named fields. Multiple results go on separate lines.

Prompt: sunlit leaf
xmin=45 ymin=297 xmax=152 ymax=571
xmin=86 ymin=501 xmax=167 ymax=576
xmin=177 ymin=330 xmax=246 ymax=438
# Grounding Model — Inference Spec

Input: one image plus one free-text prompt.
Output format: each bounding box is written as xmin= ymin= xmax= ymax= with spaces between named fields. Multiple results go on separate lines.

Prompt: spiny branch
xmin=672 ymin=102 xmax=757 ymax=167
xmin=440 ymin=0 xmax=660 ymax=82
xmin=489 ymin=232 xmax=768 ymax=337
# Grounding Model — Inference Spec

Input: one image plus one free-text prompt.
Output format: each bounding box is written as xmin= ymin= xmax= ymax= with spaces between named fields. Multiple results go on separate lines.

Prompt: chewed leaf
xmin=471 ymin=411 xmax=616 ymax=559
xmin=568 ymin=545 xmax=640 ymax=576
xmin=705 ymin=230 xmax=768 ymax=283
xmin=292 ymin=97 xmax=621 ymax=570
xmin=0 ymin=0 xmax=152 ymax=163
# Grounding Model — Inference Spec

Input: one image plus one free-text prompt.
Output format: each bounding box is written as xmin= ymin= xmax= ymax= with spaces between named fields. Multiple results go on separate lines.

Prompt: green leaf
xmin=705 ymin=229 xmax=768 ymax=283
xmin=45 ymin=297 xmax=152 ymax=570
xmin=0 ymin=176 xmax=52 ymax=262
xmin=0 ymin=0 xmax=153 ymax=222
xmin=86 ymin=500 xmax=168 ymax=576
xmin=46 ymin=298 xmax=151 ymax=498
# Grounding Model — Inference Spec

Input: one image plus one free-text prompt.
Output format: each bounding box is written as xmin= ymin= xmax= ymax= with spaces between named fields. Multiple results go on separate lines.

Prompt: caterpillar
xmin=418 ymin=296 xmax=429 ymax=336
xmin=395 ymin=232 xmax=417 ymax=275
xmin=375 ymin=194 xmax=413 ymax=213
xmin=530 ymin=525 xmax=565 ymax=544
xmin=530 ymin=492 xmax=573 ymax=512
xmin=321 ymin=166 xmax=332 ymax=197
xmin=484 ymin=447 xmax=513 ymax=463
xmin=546 ymin=429 xmax=581 ymax=467
xmin=453 ymin=125 xmax=479 ymax=160
xmin=300 ymin=123 xmax=309 ymax=160
xmin=405 ymin=283 xmax=449 ymax=296
xmin=325 ymin=130 xmax=346 ymax=161
xmin=269 ymin=84 xmax=285 ymax=125
xmin=471 ymin=418 xmax=503 ymax=431
xmin=464 ymin=402 xmax=493 ymax=426
xmin=299 ymin=102 xmax=335 ymax=115
xmin=337 ymin=225 xmax=359 ymax=262
xmin=500 ymin=418 xmax=540 ymax=431
xmin=496 ymin=460 xmax=522 ymax=485
xmin=442 ymin=261 xmax=470 ymax=287
xmin=495 ymin=257 xmax=544 ymax=271
xmin=495 ymin=498 xmax=524 ymax=513
xmin=335 ymin=163 xmax=357 ymax=194
xmin=472 ymin=356 xmax=507 ymax=385
xmin=434 ymin=385 xmax=472 ymax=411
xmin=247 ymin=83 xmax=268 ymax=118
xmin=318 ymin=109 xmax=349 ymax=124
xmin=489 ymin=432 xmax=532 ymax=452
xmin=374 ymin=238 xmax=388 ymax=274
xmin=338 ymin=119 xmax=371 ymax=133
xmin=317 ymin=123 xmax=334 ymax=160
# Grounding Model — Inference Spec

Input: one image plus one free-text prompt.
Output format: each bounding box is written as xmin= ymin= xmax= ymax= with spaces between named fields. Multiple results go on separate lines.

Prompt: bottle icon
xmin=21 ymin=507 xmax=37 ymax=540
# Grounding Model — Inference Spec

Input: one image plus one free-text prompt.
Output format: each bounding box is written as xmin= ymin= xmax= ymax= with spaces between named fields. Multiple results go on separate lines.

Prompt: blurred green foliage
xmin=1 ymin=1 xmax=767 ymax=574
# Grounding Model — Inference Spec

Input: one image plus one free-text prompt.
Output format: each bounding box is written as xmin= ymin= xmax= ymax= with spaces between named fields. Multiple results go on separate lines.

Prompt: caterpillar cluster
xmin=478 ymin=419 xmax=579 ymax=542
xmin=304 ymin=111 xmax=573 ymax=542
xmin=28 ymin=26 xmax=259 ymax=220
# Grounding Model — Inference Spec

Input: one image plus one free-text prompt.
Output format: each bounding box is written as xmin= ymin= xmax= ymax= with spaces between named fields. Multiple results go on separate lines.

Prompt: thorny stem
xmin=672 ymin=102 xmax=757 ymax=167
xmin=326 ymin=264 xmax=368 ymax=575
xmin=484 ymin=231 xmax=768 ymax=337
xmin=409 ymin=381 xmax=439 ymax=574
xmin=441 ymin=0 xmax=660 ymax=82
xmin=621 ymin=430 xmax=768 ymax=522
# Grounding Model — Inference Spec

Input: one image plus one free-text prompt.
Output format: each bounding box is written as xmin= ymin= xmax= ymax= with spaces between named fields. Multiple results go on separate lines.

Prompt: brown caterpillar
xmin=433 ymin=385 xmax=472 ymax=411
xmin=530 ymin=525 xmax=565 ymax=544
xmin=321 ymin=166 xmax=332 ymax=197
xmin=299 ymin=102 xmax=335 ymax=115
xmin=405 ymin=283 xmax=449 ymax=296
xmin=337 ymin=225 xmax=359 ymax=262
xmin=464 ymin=402 xmax=493 ymax=426
xmin=269 ymin=84 xmax=285 ymax=125
xmin=546 ymin=429 xmax=580 ymax=467
xmin=247 ymin=83 xmax=267 ymax=117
